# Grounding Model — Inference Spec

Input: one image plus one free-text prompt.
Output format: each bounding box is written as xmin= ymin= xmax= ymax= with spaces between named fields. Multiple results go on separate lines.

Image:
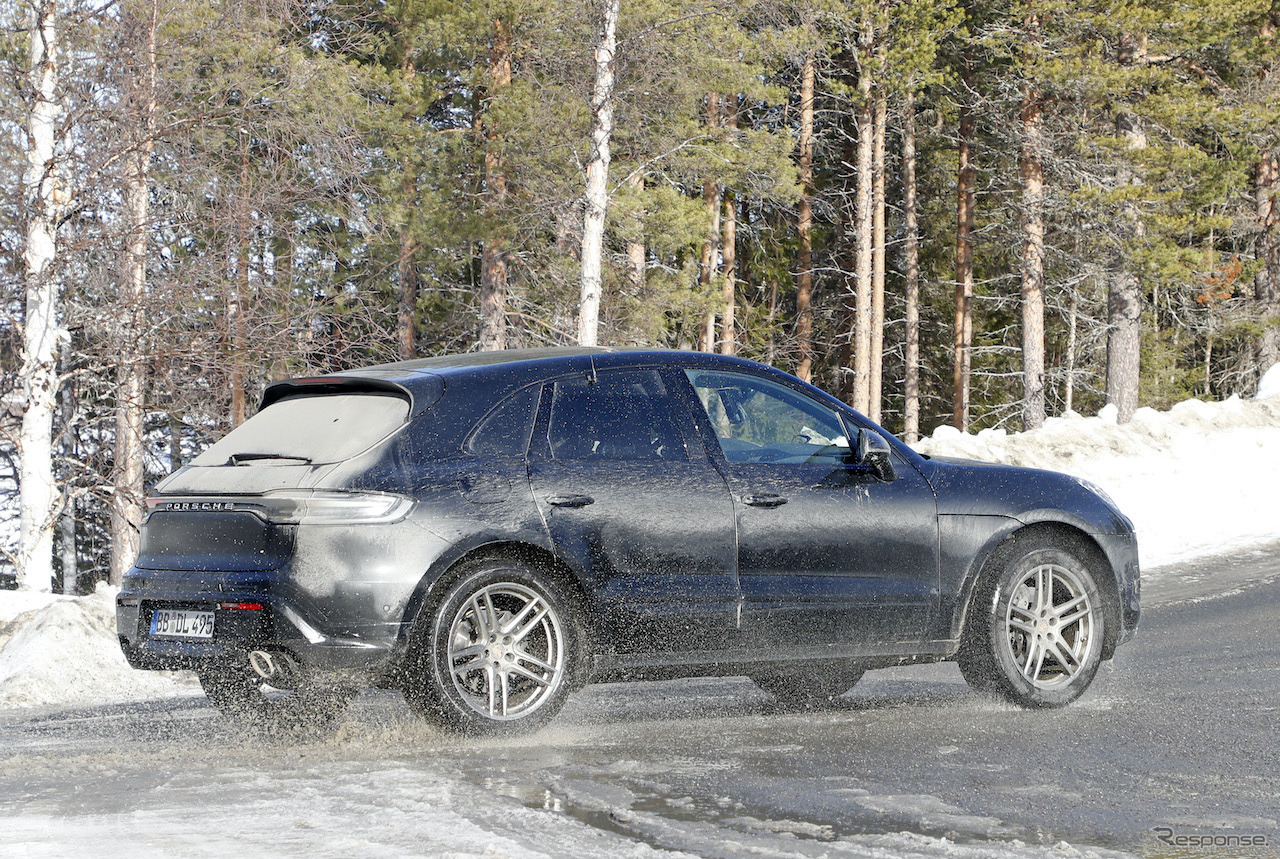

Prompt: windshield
xmin=192 ymin=393 xmax=410 ymax=467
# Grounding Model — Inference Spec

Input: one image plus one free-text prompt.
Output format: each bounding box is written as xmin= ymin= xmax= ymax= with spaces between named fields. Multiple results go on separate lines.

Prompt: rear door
xmin=527 ymin=368 xmax=739 ymax=655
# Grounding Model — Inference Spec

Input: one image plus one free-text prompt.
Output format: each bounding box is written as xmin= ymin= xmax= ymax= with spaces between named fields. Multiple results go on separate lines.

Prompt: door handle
xmin=545 ymin=493 xmax=595 ymax=508
xmin=742 ymin=493 xmax=788 ymax=508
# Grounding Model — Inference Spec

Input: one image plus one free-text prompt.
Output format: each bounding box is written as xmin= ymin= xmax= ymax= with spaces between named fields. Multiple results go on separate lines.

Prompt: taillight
xmin=145 ymin=491 xmax=414 ymax=525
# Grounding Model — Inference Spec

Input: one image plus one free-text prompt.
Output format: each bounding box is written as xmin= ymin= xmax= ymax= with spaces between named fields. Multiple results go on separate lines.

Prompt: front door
xmin=528 ymin=368 xmax=739 ymax=655
xmin=680 ymin=368 xmax=938 ymax=653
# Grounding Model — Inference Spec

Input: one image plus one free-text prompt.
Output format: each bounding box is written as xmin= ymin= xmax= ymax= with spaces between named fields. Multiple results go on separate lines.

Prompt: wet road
xmin=3 ymin=546 xmax=1279 ymax=857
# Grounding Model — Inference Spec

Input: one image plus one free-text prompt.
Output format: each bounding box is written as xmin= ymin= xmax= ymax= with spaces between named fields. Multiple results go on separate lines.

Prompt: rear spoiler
xmin=260 ymin=373 xmax=444 ymax=418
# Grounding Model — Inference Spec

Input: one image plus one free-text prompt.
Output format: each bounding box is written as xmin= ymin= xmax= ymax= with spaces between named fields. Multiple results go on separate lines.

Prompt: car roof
xmin=262 ymin=348 xmax=778 ymax=414
xmin=261 ymin=348 xmax=707 ymax=416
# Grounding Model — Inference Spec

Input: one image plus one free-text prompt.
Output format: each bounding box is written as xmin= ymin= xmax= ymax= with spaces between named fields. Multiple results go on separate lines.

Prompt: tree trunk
xmin=1107 ymin=113 xmax=1145 ymax=424
xmin=229 ymin=132 xmax=250 ymax=427
xmin=696 ymin=92 xmax=722 ymax=353
xmin=902 ymin=88 xmax=921 ymax=443
xmin=1064 ymin=288 xmax=1078 ymax=413
xmin=795 ymin=50 xmax=816 ymax=383
xmin=397 ymin=207 xmax=418 ymax=360
xmin=1107 ymin=271 xmax=1141 ymax=421
xmin=719 ymin=95 xmax=740 ymax=355
xmin=953 ymin=63 xmax=976 ymax=431
xmin=110 ymin=0 xmax=157 ymax=587
xmin=869 ymin=83 xmax=887 ymax=423
xmin=720 ymin=189 xmax=737 ymax=355
xmin=578 ymin=0 xmax=619 ymax=347
xmin=1256 ymin=149 xmax=1280 ymax=373
xmin=849 ymin=16 xmax=874 ymax=413
xmin=1019 ymin=54 xmax=1046 ymax=431
xmin=479 ymin=17 xmax=512 ymax=351
xmin=18 ymin=0 xmax=62 ymax=592
xmin=59 ymin=363 xmax=76 ymax=595
xmin=625 ymin=170 xmax=645 ymax=293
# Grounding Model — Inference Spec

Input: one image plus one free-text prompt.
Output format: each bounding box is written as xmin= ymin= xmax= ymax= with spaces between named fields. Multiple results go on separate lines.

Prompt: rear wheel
xmin=958 ymin=541 xmax=1106 ymax=708
xmin=405 ymin=561 xmax=578 ymax=736
xmin=198 ymin=658 xmax=353 ymax=734
xmin=752 ymin=665 xmax=864 ymax=709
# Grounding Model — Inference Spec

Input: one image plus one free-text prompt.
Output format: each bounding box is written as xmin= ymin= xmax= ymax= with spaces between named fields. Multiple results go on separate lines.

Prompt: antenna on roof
xmin=586 ymin=351 xmax=598 ymax=386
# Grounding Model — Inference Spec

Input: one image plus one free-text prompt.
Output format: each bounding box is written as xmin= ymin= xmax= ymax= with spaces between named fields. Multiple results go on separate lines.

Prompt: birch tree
xmin=577 ymin=0 xmax=619 ymax=347
xmin=17 ymin=0 xmax=64 ymax=591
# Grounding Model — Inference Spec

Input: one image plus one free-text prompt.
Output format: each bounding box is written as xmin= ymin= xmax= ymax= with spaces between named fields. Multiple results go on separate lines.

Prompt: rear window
xmin=192 ymin=394 xmax=410 ymax=466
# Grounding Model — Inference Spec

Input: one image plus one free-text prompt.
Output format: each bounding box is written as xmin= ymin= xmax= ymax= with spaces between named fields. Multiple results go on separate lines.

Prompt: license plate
xmin=150 ymin=608 xmax=215 ymax=640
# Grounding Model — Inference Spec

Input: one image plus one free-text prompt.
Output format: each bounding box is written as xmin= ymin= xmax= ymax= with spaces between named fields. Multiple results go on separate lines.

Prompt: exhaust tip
xmin=248 ymin=649 xmax=300 ymax=685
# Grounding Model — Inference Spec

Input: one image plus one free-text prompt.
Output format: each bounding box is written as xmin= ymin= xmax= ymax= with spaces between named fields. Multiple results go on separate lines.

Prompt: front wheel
xmin=958 ymin=542 xmax=1106 ymax=708
xmin=404 ymin=561 xmax=578 ymax=736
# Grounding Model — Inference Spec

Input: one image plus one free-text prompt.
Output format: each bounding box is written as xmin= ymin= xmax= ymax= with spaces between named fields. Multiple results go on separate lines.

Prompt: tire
xmin=404 ymin=561 xmax=578 ymax=736
xmin=958 ymin=541 xmax=1106 ymax=708
xmin=752 ymin=665 xmax=864 ymax=709
xmin=198 ymin=659 xmax=353 ymax=735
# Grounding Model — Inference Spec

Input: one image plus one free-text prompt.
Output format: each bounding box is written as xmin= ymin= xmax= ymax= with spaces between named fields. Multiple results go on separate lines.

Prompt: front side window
xmin=544 ymin=370 xmax=686 ymax=462
xmin=684 ymin=370 xmax=850 ymax=465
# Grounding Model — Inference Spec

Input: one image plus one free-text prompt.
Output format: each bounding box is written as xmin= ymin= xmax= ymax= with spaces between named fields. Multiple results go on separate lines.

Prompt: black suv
xmin=118 ymin=348 xmax=1140 ymax=734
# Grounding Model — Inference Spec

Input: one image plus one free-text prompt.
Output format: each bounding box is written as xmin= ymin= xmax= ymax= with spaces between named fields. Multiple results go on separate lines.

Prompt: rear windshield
xmin=192 ymin=394 xmax=410 ymax=467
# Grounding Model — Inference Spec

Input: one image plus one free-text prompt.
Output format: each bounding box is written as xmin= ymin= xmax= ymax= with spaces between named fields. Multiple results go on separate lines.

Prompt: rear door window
xmin=192 ymin=394 xmax=410 ymax=466
xmin=541 ymin=370 xmax=687 ymax=462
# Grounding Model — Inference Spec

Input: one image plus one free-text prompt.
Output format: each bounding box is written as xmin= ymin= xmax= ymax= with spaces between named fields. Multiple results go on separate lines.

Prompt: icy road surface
xmin=2 ymin=547 xmax=1279 ymax=858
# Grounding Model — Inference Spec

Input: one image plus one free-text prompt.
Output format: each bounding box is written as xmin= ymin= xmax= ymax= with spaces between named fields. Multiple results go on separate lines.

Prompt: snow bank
xmin=0 ymin=584 xmax=197 ymax=709
xmin=1256 ymin=362 xmax=1280 ymax=399
xmin=914 ymin=394 xmax=1280 ymax=570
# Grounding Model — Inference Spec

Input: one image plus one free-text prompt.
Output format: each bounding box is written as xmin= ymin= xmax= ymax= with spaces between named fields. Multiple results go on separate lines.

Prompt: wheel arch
xmin=954 ymin=521 xmax=1123 ymax=660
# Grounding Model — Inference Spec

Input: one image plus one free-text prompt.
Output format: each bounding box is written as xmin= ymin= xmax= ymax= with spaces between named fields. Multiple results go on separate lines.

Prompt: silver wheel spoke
xmin=507 ymin=663 xmax=553 ymax=687
xmin=1008 ymin=616 xmax=1036 ymax=634
xmin=1021 ymin=638 xmax=1044 ymax=680
xmin=1036 ymin=566 xmax=1051 ymax=611
xmin=515 ymin=651 xmax=557 ymax=675
xmin=1009 ymin=602 xmax=1038 ymax=624
xmin=469 ymin=595 xmax=490 ymax=639
xmin=452 ymin=643 xmax=486 ymax=661
xmin=1056 ymin=603 xmax=1092 ymax=628
xmin=452 ymin=655 xmax=487 ymax=677
xmin=500 ymin=598 xmax=540 ymax=636
xmin=1045 ymin=637 xmax=1081 ymax=678
xmin=511 ymin=605 xmax=551 ymax=644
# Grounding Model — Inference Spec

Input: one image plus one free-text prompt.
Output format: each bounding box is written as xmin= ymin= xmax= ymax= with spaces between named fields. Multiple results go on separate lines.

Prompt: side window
xmin=684 ymin=370 xmax=850 ymax=465
xmin=545 ymin=370 xmax=686 ymax=462
xmin=469 ymin=385 xmax=539 ymax=458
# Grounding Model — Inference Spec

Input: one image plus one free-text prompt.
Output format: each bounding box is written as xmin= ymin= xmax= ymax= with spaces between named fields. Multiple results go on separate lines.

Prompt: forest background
xmin=2 ymin=0 xmax=1278 ymax=592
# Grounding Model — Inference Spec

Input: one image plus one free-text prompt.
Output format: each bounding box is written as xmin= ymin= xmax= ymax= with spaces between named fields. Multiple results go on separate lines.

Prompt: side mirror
xmin=853 ymin=428 xmax=896 ymax=482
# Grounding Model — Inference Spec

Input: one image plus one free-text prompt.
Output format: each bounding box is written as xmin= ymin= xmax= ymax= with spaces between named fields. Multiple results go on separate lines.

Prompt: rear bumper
xmin=117 ymin=569 xmax=395 ymax=679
